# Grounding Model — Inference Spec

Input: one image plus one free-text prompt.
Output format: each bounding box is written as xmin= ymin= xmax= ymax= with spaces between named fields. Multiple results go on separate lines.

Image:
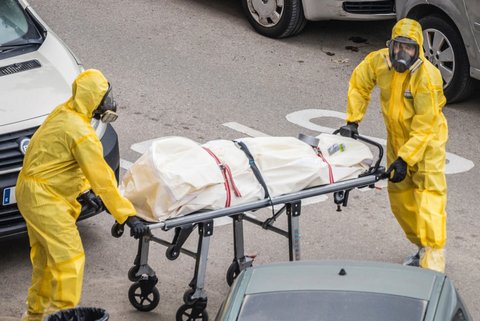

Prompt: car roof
xmin=241 ymin=260 xmax=445 ymax=300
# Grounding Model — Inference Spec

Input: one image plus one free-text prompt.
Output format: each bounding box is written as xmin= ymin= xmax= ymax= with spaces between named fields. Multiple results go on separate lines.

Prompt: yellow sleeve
xmin=346 ymin=51 xmax=378 ymax=123
xmin=72 ymin=132 xmax=135 ymax=224
xmin=397 ymin=67 xmax=446 ymax=166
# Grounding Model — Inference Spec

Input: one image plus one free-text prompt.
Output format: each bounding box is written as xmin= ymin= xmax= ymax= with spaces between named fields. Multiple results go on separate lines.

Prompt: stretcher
xmin=110 ymin=133 xmax=388 ymax=321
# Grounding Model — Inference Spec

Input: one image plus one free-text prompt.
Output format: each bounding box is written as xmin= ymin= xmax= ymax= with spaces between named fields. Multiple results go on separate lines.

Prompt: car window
xmin=237 ymin=290 xmax=428 ymax=321
xmin=0 ymin=0 xmax=41 ymax=45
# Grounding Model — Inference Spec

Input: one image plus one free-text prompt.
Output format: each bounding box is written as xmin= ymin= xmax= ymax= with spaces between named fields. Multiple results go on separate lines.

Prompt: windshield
xmin=237 ymin=290 xmax=428 ymax=321
xmin=0 ymin=0 xmax=42 ymax=46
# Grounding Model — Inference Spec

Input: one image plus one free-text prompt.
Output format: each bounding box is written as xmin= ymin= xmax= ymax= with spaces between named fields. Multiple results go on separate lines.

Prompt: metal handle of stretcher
xmin=148 ymin=133 xmax=387 ymax=232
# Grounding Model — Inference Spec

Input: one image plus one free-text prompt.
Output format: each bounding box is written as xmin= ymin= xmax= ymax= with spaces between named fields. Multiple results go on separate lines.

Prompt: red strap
xmin=314 ymin=147 xmax=335 ymax=184
xmin=202 ymin=147 xmax=242 ymax=208
xmin=223 ymin=163 xmax=242 ymax=197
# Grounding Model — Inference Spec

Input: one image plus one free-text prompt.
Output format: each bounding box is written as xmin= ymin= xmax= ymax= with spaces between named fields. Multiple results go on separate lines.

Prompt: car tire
xmin=242 ymin=0 xmax=306 ymax=38
xmin=419 ymin=15 xmax=476 ymax=103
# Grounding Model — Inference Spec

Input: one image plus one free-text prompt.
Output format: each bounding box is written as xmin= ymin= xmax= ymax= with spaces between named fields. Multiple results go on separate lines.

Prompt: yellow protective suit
xmin=16 ymin=69 xmax=136 ymax=321
xmin=345 ymin=18 xmax=448 ymax=272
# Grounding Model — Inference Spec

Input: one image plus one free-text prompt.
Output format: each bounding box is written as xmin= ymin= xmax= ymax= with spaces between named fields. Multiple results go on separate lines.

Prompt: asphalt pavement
xmin=1 ymin=0 xmax=479 ymax=320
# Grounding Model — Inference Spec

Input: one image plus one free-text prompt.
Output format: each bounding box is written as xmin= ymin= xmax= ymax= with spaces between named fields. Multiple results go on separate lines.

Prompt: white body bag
xmin=120 ymin=134 xmax=373 ymax=222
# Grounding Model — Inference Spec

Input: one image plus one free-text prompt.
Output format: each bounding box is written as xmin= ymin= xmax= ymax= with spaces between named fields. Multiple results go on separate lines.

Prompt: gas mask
xmin=93 ymin=83 xmax=118 ymax=123
xmin=387 ymin=36 xmax=419 ymax=73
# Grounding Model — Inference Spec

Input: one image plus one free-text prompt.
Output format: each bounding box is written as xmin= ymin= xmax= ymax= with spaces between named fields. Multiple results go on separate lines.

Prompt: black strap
xmin=233 ymin=140 xmax=270 ymax=199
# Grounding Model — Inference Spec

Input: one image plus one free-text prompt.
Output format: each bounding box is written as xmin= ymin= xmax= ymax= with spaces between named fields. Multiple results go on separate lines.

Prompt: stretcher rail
xmin=149 ymin=173 xmax=383 ymax=231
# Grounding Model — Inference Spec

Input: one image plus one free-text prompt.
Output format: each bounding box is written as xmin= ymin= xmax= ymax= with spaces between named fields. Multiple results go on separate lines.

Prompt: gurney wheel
xmin=111 ymin=222 xmax=124 ymax=238
xmin=166 ymin=245 xmax=180 ymax=260
xmin=176 ymin=304 xmax=208 ymax=321
xmin=226 ymin=261 xmax=240 ymax=286
xmin=128 ymin=265 xmax=141 ymax=282
xmin=128 ymin=282 xmax=160 ymax=312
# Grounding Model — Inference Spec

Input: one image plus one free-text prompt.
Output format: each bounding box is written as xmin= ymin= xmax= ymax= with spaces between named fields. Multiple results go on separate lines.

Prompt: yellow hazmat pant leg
xmin=48 ymin=219 xmax=85 ymax=310
xmin=27 ymin=243 xmax=53 ymax=313
xmin=413 ymin=171 xmax=447 ymax=272
xmin=24 ymin=225 xmax=53 ymax=317
xmin=388 ymin=178 xmax=422 ymax=246
xmin=389 ymin=168 xmax=446 ymax=272
xmin=50 ymin=251 xmax=85 ymax=311
xmin=45 ymin=220 xmax=85 ymax=311
xmin=420 ymin=248 xmax=445 ymax=273
xmin=22 ymin=223 xmax=85 ymax=320
xmin=18 ymin=186 xmax=86 ymax=314
xmin=413 ymin=185 xmax=447 ymax=249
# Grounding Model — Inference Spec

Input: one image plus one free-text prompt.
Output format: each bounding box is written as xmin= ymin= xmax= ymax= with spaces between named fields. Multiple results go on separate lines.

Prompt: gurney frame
xmin=111 ymin=134 xmax=387 ymax=320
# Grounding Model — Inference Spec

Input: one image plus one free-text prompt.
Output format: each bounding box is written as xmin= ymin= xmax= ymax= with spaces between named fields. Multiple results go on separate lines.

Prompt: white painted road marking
xmin=223 ymin=122 xmax=271 ymax=137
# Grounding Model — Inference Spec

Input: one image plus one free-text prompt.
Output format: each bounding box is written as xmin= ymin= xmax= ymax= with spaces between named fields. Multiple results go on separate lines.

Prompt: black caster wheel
xmin=226 ymin=261 xmax=240 ymax=286
xmin=183 ymin=288 xmax=196 ymax=305
xmin=166 ymin=245 xmax=180 ymax=260
xmin=111 ymin=222 xmax=124 ymax=238
xmin=128 ymin=282 xmax=160 ymax=312
xmin=128 ymin=265 xmax=141 ymax=282
xmin=176 ymin=304 xmax=208 ymax=321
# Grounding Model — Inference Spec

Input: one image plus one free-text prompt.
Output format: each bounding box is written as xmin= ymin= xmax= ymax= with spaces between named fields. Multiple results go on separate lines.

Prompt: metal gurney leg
xmin=225 ymin=214 xmax=254 ymax=286
xmin=177 ymin=220 xmax=213 ymax=321
xmin=127 ymin=235 xmax=159 ymax=312
xmin=287 ymin=201 xmax=301 ymax=261
xmin=226 ymin=200 xmax=302 ymax=286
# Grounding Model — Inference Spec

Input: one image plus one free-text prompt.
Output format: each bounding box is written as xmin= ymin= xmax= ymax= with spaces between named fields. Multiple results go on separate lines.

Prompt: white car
xmin=242 ymin=0 xmax=396 ymax=38
xmin=0 ymin=0 xmax=120 ymax=239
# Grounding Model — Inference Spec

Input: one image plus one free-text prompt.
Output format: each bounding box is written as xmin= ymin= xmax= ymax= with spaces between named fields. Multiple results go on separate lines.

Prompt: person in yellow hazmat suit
xmin=338 ymin=18 xmax=448 ymax=273
xmin=16 ymin=69 xmax=148 ymax=321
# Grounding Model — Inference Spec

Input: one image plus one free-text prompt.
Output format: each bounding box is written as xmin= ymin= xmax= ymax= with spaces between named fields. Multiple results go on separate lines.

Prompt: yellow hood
xmin=68 ymin=69 xmax=109 ymax=118
xmin=391 ymin=18 xmax=425 ymax=59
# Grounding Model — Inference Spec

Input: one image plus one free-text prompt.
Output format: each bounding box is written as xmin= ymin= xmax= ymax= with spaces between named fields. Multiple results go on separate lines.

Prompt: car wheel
xmin=419 ymin=15 xmax=475 ymax=103
xmin=242 ymin=0 xmax=306 ymax=38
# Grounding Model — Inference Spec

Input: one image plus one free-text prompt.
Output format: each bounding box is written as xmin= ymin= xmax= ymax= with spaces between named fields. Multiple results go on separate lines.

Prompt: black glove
xmin=338 ymin=122 xmax=359 ymax=138
xmin=125 ymin=216 xmax=148 ymax=239
xmin=387 ymin=157 xmax=407 ymax=183
xmin=77 ymin=190 xmax=104 ymax=212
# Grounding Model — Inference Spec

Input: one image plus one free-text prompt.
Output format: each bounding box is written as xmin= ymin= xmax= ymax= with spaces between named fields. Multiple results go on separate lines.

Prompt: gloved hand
xmin=77 ymin=190 xmax=104 ymax=212
xmin=125 ymin=216 xmax=148 ymax=239
xmin=338 ymin=122 xmax=359 ymax=138
xmin=387 ymin=157 xmax=407 ymax=183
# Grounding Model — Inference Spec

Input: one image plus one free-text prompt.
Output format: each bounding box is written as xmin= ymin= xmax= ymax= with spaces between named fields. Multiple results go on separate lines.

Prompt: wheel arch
xmin=404 ymin=4 xmax=473 ymax=67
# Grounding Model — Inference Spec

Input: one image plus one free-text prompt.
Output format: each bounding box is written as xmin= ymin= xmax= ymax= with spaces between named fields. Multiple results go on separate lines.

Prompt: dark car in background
xmin=215 ymin=260 xmax=472 ymax=321
xmin=396 ymin=0 xmax=480 ymax=103
xmin=0 ymin=0 xmax=120 ymax=239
